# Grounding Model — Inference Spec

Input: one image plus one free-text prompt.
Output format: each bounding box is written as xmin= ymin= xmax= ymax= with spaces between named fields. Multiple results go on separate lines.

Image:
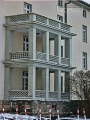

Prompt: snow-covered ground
xmin=0 ymin=113 xmax=90 ymax=120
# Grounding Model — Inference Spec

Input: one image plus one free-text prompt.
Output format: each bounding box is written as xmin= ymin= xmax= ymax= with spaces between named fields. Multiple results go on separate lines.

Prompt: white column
xmin=46 ymin=68 xmax=49 ymax=100
xmin=42 ymin=69 xmax=46 ymax=90
xmin=42 ymin=31 xmax=49 ymax=61
xmin=69 ymin=38 xmax=72 ymax=66
xmin=28 ymin=65 xmax=36 ymax=99
xmin=28 ymin=27 xmax=36 ymax=59
xmin=5 ymin=29 xmax=13 ymax=60
xmin=54 ymin=35 xmax=61 ymax=64
xmin=65 ymin=38 xmax=72 ymax=66
xmin=4 ymin=68 xmax=12 ymax=100
xmin=54 ymin=70 xmax=61 ymax=100
xmin=58 ymin=70 xmax=61 ymax=100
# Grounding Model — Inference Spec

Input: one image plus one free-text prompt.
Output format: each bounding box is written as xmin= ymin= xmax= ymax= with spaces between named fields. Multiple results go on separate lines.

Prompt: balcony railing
xmin=6 ymin=13 xmax=71 ymax=33
xmin=10 ymin=51 xmax=70 ymax=66
xmin=61 ymin=57 xmax=70 ymax=66
xmin=8 ymin=90 xmax=70 ymax=100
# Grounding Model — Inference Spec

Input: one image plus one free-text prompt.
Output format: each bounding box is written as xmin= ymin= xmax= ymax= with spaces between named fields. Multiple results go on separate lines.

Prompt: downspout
xmin=65 ymin=0 xmax=71 ymax=23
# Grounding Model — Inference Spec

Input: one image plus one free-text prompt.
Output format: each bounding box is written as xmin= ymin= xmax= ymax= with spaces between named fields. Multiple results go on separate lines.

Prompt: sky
xmin=83 ymin=0 xmax=90 ymax=4
xmin=4 ymin=0 xmax=90 ymax=4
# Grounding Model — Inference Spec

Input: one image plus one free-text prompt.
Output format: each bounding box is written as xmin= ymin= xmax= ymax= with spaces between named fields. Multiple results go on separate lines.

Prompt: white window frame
xmin=57 ymin=15 xmax=63 ymax=22
xmin=24 ymin=2 xmax=32 ymax=13
xmin=82 ymin=25 xmax=87 ymax=42
xmin=23 ymin=36 xmax=29 ymax=51
xmin=82 ymin=52 xmax=87 ymax=69
xmin=23 ymin=71 xmax=28 ymax=90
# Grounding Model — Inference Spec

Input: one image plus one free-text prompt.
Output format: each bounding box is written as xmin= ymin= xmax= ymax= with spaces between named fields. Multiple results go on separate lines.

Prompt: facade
xmin=0 ymin=0 xmax=90 ymax=106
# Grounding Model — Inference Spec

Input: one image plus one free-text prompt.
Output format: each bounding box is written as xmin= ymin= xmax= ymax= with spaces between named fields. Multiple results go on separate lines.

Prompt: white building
xmin=0 ymin=0 xmax=90 ymax=106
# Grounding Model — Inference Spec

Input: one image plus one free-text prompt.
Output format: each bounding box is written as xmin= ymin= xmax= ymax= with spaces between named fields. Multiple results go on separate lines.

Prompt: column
xmin=4 ymin=68 xmax=12 ymax=100
xmin=65 ymin=38 xmax=72 ymax=66
xmin=54 ymin=70 xmax=61 ymax=100
xmin=28 ymin=27 xmax=36 ymax=59
xmin=54 ymin=35 xmax=61 ymax=64
xmin=46 ymin=68 xmax=49 ymax=100
xmin=42 ymin=69 xmax=46 ymax=90
xmin=28 ymin=65 xmax=36 ymax=99
xmin=5 ymin=29 xmax=13 ymax=60
xmin=69 ymin=39 xmax=72 ymax=66
xmin=42 ymin=31 xmax=49 ymax=61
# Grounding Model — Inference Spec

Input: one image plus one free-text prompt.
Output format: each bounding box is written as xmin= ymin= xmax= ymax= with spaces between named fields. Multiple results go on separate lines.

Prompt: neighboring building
xmin=0 ymin=0 xmax=90 ymax=108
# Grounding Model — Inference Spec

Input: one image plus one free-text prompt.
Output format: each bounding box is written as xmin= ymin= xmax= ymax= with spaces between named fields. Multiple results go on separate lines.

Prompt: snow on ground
xmin=0 ymin=113 xmax=90 ymax=120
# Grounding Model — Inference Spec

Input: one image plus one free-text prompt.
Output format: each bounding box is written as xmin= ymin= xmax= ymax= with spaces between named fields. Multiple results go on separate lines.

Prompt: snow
xmin=0 ymin=114 xmax=90 ymax=120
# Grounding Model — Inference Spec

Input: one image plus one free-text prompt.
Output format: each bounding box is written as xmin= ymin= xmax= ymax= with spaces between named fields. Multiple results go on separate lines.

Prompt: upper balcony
xmin=10 ymin=51 xmax=70 ymax=66
xmin=5 ymin=13 xmax=73 ymax=35
xmin=4 ymin=13 xmax=75 ymax=68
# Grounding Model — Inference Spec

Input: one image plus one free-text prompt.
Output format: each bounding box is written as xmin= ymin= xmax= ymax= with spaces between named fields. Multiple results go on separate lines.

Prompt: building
xmin=0 ymin=0 xmax=90 ymax=110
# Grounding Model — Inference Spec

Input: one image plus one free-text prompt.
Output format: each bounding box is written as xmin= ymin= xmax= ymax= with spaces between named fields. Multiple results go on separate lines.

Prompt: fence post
xmin=56 ymin=106 xmax=59 ymax=120
xmin=16 ymin=105 xmax=18 ymax=114
xmin=2 ymin=105 xmax=5 ymax=114
xmin=49 ymin=106 xmax=52 ymax=120
xmin=77 ymin=107 xmax=79 ymax=120
xmin=83 ymin=108 xmax=86 ymax=120
xmin=39 ymin=106 xmax=42 ymax=120
xmin=24 ymin=105 xmax=27 ymax=115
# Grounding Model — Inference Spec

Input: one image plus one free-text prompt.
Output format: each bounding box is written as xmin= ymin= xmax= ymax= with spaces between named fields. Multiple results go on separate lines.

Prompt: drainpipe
xmin=65 ymin=0 xmax=71 ymax=23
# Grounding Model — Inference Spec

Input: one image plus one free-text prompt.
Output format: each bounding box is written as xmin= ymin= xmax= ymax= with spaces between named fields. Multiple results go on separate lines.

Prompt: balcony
xmin=6 ymin=13 xmax=71 ymax=33
xmin=8 ymin=90 xmax=70 ymax=101
xmin=10 ymin=51 xmax=70 ymax=66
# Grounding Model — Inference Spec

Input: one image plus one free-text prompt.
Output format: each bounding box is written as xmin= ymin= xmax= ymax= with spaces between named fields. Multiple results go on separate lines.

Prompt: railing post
xmin=29 ymin=13 xmax=36 ymax=22
xmin=46 ymin=18 xmax=49 ymax=25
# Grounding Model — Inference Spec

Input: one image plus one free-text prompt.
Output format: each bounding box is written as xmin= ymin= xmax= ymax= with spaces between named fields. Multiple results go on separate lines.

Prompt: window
xmin=23 ymin=36 xmax=29 ymax=51
xmin=23 ymin=71 xmax=28 ymax=90
xmin=58 ymin=0 xmax=63 ymax=6
xmin=82 ymin=25 xmax=87 ymax=42
xmin=24 ymin=2 xmax=32 ymax=13
xmin=57 ymin=15 xmax=63 ymax=22
xmin=83 ymin=9 xmax=86 ymax=18
xmin=61 ymin=76 xmax=63 ymax=92
xmin=82 ymin=52 xmax=87 ymax=69
xmin=61 ymin=46 xmax=63 ymax=57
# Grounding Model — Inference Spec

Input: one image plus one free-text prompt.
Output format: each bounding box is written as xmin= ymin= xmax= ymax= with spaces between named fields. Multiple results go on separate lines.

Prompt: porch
xmin=8 ymin=90 xmax=70 ymax=101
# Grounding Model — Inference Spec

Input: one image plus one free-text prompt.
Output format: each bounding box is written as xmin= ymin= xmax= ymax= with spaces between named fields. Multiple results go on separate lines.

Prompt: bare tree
xmin=70 ymin=70 xmax=90 ymax=116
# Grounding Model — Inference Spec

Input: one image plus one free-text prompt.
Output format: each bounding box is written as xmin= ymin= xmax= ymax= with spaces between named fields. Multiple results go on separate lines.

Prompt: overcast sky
xmin=83 ymin=0 xmax=90 ymax=4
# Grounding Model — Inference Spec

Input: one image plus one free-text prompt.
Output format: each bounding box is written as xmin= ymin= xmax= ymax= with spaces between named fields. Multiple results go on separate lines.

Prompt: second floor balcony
xmin=10 ymin=51 xmax=70 ymax=66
